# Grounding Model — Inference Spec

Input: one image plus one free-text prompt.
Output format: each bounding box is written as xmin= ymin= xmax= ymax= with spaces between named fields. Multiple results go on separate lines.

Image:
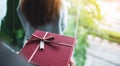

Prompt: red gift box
xmin=19 ymin=30 xmax=76 ymax=66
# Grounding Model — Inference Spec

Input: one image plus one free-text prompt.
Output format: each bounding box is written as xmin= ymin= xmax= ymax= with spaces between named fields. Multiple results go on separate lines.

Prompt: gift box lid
xmin=19 ymin=30 xmax=76 ymax=66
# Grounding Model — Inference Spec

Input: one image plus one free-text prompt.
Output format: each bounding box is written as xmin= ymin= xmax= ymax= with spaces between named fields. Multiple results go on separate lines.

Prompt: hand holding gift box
xmin=19 ymin=30 xmax=76 ymax=66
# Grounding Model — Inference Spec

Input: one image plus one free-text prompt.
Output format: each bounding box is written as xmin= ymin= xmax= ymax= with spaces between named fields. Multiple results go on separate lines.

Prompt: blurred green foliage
xmin=65 ymin=0 xmax=102 ymax=66
xmin=65 ymin=0 xmax=120 ymax=66
xmin=0 ymin=0 xmax=24 ymax=51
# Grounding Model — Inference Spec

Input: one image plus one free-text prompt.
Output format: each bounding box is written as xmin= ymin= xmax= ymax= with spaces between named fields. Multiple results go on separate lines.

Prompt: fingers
xmin=70 ymin=58 xmax=76 ymax=66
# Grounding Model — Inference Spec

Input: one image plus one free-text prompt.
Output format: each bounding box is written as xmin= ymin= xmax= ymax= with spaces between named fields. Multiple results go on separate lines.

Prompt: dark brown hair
xmin=21 ymin=0 xmax=62 ymax=28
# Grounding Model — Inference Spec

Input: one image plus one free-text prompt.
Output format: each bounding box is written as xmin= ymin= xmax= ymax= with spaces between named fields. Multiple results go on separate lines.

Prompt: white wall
xmin=0 ymin=0 xmax=7 ymax=24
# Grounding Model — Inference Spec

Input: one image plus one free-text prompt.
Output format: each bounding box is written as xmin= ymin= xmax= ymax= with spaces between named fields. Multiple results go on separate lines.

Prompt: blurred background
xmin=0 ymin=0 xmax=120 ymax=66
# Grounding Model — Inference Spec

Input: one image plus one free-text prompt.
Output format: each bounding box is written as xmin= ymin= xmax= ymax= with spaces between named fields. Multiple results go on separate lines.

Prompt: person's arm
xmin=59 ymin=1 xmax=68 ymax=35
xmin=62 ymin=5 xmax=68 ymax=33
xmin=16 ymin=0 xmax=27 ymax=30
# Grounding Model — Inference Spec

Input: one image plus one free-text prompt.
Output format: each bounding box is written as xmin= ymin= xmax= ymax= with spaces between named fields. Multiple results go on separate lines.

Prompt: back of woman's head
xmin=21 ymin=0 xmax=62 ymax=28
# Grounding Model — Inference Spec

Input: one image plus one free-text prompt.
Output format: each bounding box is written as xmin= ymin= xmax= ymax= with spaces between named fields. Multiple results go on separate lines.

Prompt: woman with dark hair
xmin=17 ymin=0 xmax=75 ymax=66
xmin=17 ymin=0 xmax=68 ymax=43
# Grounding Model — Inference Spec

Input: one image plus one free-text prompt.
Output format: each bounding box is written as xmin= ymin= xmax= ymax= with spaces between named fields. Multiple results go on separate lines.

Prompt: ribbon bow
xmin=28 ymin=32 xmax=55 ymax=50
